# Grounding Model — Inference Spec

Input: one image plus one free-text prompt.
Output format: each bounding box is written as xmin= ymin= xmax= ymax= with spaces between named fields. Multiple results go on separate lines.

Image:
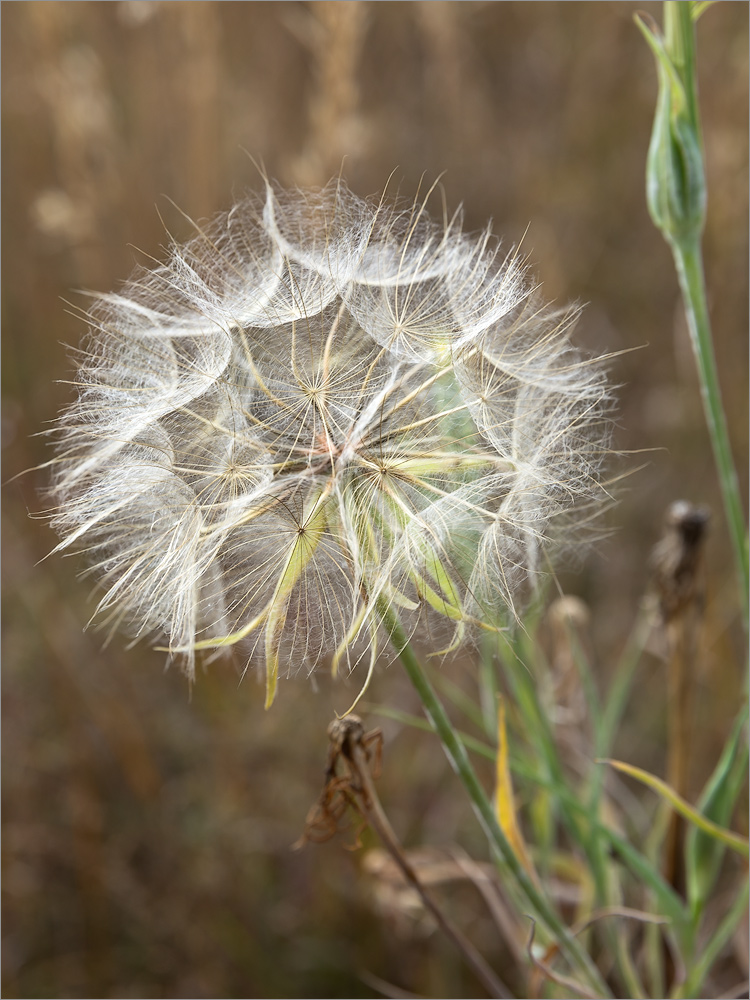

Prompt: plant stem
xmin=680 ymin=875 xmax=749 ymax=999
xmin=333 ymin=716 xmax=513 ymax=999
xmin=671 ymin=237 xmax=749 ymax=627
xmin=639 ymin=0 xmax=748 ymax=628
xmin=378 ymin=600 xmax=611 ymax=997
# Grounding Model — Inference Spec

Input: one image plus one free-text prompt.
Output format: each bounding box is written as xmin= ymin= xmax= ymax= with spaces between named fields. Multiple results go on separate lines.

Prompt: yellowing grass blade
xmin=496 ymin=695 xmax=539 ymax=882
xmin=600 ymin=758 xmax=749 ymax=859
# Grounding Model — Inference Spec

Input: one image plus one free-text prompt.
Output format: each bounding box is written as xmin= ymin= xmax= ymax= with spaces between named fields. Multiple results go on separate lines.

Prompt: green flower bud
xmin=638 ymin=5 xmax=707 ymax=244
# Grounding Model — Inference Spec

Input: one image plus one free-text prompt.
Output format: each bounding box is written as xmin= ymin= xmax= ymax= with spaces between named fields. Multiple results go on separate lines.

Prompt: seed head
xmin=48 ymin=179 xmax=612 ymax=706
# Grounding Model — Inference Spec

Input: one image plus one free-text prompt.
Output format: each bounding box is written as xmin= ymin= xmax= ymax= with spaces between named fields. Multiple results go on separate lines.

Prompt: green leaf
xmin=682 ymin=876 xmax=749 ymax=999
xmin=600 ymin=758 xmax=749 ymax=859
xmin=686 ymin=705 xmax=749 ymax=921
xmin=371 ymin=703 xmax=689 ymax=930
xmin=690 ymin=1 xmax=716 ymax=23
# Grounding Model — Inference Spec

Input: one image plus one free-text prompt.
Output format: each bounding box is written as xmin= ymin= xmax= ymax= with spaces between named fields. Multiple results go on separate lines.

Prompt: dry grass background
xmin=2 ymin=2 xmax=747 ymax=997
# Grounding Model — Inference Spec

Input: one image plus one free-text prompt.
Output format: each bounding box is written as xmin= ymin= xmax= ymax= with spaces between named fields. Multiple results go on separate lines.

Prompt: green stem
xmin=641 ymin=1 xmax=748 ymax=627
xmin=671 ymin=237 xmax=749 ymax=628
xmin=665 ymin=3 xmax=700 ymax=138
xmin=378 ymin=600 xmax=611 ymax=997
xmin=679 ymin=875 xmax=749 ymax=999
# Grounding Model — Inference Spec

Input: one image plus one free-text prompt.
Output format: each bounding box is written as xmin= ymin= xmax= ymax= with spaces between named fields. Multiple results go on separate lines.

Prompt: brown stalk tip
xmin=650 ymin=499 xmax=710 ymax=623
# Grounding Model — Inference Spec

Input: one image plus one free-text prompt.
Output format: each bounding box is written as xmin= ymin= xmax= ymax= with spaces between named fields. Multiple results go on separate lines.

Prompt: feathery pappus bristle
xmin=47 ymin=178 xmax=613 ymax=705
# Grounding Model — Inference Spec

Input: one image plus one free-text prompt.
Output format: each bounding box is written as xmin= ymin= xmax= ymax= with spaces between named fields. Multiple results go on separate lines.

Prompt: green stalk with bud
xmin=636 ymin=0 xmax=748 ymax=626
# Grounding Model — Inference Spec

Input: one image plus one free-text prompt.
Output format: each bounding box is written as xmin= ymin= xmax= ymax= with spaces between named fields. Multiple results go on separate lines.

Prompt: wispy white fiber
xmin=48 ymin=179 xmax=613 ymax=702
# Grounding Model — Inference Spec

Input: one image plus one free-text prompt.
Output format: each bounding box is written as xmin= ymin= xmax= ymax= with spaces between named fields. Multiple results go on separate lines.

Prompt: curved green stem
xmin=378 ymin=599 xmax=611 ymax=997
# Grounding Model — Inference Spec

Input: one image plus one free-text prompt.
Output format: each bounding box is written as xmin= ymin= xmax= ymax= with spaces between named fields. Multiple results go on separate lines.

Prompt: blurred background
xmin=3 ymin=2 xmax=747 ymax=997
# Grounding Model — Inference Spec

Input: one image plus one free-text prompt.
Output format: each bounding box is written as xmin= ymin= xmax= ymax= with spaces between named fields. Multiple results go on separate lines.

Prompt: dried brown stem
xmin=650 ymin=500 xmax=709 ymax=896
xmin=302 ymin=716 xmax=513 ymax=1000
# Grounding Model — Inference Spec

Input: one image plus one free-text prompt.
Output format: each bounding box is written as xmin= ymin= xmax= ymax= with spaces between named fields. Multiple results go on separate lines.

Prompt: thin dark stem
xmin=335 ymin=718 xmax=513 ymax=1000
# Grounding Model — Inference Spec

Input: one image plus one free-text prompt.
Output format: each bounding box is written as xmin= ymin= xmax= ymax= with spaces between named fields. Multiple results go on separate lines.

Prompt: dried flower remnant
xmin=48 ymin=179 xmax=612 ymax=706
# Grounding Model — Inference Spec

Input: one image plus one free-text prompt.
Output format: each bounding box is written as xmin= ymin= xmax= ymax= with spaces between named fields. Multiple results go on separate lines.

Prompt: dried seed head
xmin=47 ymin=179 xmax=613 ymax=704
